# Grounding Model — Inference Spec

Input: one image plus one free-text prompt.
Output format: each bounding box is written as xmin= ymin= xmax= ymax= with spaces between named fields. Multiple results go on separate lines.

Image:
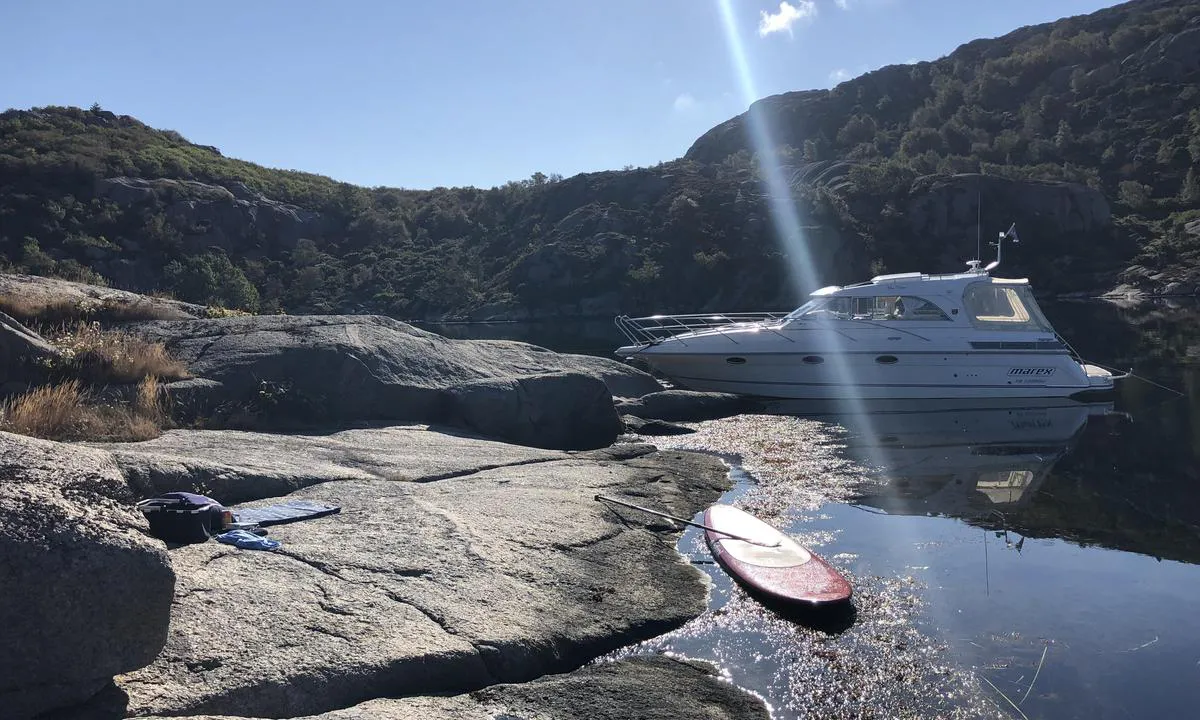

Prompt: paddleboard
xmin=703 ymin=504 xmax=852 ymax=605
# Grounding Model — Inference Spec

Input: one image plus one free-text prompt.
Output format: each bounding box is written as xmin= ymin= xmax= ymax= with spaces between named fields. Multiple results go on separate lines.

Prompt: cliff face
xmin=687 ymin=0 xmax=1199 ymax=176
xmin=2 ymin=0 xmax=1197 ymax=318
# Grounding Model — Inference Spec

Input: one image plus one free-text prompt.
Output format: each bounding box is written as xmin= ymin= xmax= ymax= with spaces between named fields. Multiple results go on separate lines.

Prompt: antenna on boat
xmin=976 ymin=186 xmax=982 ymax=265
xmin=965 ymin=184 xmax=986 ymax=274
xmin=985 ymin=222 xmax=1019 ymax=273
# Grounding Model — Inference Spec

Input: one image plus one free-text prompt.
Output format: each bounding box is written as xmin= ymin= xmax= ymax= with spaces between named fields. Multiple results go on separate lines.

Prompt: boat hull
xmin=622 ymin=349 xmax=1113 ymax=400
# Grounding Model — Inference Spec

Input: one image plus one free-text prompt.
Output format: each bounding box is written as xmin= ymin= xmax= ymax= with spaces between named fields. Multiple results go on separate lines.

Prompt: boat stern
xmin=1080 ymin=363 xmax=1127 ymax=393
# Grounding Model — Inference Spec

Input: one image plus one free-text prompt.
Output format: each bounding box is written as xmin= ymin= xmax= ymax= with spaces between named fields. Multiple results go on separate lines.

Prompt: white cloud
xmin=829 ymin=68 xmax=851 ymax=84
xmin=758 ymin=1 xmax=817 ymax=37
xmin=673 ymin=93 xmax=698 ymax=113
xmin=834 ymin=0 xmax=849 ymax=8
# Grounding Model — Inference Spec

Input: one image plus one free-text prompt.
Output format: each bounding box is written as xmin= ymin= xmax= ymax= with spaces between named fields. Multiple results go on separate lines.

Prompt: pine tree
xmin=1181 ymin=167 xmax=1200 ymax=204
xmin=1189 ymin=111 xmax=1200 ymax=163
xmin=1054 ymin=119 xmax=1073 ymax=152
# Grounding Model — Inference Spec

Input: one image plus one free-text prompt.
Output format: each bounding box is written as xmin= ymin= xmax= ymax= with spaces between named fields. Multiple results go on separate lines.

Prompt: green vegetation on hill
xmin=2 ymin=0 xmax=1198 ymax=319
xmin=0 ymin=106 xmax=825 ymax=317
xmin=688 ymin=0 xmax=1200 ymax=277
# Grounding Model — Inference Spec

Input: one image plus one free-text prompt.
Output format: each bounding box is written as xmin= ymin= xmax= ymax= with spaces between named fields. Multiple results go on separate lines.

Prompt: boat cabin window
xmin=786 ymin=295 xmax=949 ymax=321
xmin=962 ymin=283 xmax=1053 ymax=331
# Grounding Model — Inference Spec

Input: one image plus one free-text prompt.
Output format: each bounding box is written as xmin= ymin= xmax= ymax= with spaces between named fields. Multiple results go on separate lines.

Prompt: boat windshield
xmin=962 ymin=283 xmax=1054 ymax=331
xmin=785 ymin=295 xmax=950 ymax=322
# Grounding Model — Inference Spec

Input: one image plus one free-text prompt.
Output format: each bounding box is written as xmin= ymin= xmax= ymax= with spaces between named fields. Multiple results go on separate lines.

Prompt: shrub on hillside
xmin=45 ymin=322 xmax=188 ymax=384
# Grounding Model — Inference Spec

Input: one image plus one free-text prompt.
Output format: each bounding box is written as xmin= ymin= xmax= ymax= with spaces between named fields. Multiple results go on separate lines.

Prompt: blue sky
xmin=2 ymin=0 xmax=1120 ymax=190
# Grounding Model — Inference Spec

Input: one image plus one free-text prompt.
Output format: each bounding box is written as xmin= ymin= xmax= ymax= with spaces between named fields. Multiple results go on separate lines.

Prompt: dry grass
xmin=204 ymin=305 xmax=253 ymax=319
xmin=132 ymin=375 xmax=165 ymax=427
xmin=48 ymin=322 xmax=189 ymax=384
xmin=0 ymin=295 xmax=81 ymax=324
xmin=0 ymin=376 xmax=167 ymax=442
xmin=0 ymin=381 xmax=91 ymax=439
xmin=91 ymin=299 xmax=186 ymax=323
xmin=0 ymin=293 xmax=185 ymax=325
xmin=0 ymin=298 xmax=185 ymax=441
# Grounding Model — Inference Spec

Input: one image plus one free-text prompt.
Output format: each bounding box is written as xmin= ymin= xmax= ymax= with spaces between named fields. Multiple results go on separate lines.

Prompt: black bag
xmin=137 ymin=492 xmax=228 ymax=544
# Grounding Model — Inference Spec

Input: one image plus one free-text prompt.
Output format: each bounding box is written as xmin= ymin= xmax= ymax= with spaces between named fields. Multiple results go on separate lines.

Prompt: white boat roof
xmin=811 ymin=269 xmax=1030 ymax=298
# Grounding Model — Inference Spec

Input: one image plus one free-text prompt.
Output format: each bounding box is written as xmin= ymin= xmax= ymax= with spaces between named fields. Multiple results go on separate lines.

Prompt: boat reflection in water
xmin=760 ymin=398 xmax=1123 ymax=522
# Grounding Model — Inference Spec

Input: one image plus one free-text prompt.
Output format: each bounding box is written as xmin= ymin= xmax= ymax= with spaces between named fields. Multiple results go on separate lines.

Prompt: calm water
xmin=422 ymin=300 xmax=1200 ymax=719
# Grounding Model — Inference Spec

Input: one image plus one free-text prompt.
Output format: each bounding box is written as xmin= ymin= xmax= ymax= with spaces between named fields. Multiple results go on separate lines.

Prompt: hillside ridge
xmin=2 ymin=0 xmax=1198 ymax=319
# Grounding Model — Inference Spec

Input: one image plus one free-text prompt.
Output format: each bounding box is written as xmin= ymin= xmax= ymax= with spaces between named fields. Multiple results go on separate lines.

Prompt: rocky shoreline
xmin=0 ymin=282 xmax=769 ymax=720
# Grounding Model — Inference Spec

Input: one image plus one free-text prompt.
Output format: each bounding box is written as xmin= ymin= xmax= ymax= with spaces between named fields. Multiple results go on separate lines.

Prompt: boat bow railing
xmin=615 ymin=312 xmax=790 ymax=347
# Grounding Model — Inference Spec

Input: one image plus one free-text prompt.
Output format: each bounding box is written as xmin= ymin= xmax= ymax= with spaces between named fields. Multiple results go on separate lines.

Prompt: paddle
xmin=594 ymin=494 xmax=781 ymax=548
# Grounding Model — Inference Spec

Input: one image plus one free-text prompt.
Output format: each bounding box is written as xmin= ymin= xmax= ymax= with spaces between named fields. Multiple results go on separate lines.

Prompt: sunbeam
xmin=711 ymin=0 xmax=878 ymax=420
xmin=714 ymin=0 xmax=815 ymax=301
xmin=709 ymin=1 xmax=947 ymax=671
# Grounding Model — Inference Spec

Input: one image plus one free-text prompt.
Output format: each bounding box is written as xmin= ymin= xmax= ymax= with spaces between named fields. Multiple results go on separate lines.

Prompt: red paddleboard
xmin=703 ymin=504 xmax=852 ymax=605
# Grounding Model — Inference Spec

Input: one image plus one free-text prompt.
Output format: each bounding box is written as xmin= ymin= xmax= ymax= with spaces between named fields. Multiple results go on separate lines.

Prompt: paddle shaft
xmin=593 ymin=494 xmax=780 ymax=547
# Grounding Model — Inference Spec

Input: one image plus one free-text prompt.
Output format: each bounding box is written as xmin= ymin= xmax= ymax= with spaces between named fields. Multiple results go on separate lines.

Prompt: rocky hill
xmin=1 ymin=0 xmax=1198 ymax=319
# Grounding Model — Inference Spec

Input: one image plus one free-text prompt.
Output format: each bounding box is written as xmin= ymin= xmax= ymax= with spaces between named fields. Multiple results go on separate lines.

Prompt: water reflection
xmin=753 ymin=396 xmax=1200 ymax=567
xmin=821 ymin=400 xmax=1113 ymax=521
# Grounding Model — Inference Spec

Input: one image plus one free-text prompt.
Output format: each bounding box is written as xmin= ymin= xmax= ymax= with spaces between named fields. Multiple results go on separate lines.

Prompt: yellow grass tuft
xmin=49 ymin=322 xmax=189 ymax=384
xmin=0 ymin=293 xmax=185 ymax=325
xmin=133 ymin=375 xmax=165 ymax=426
xmin=0 ymin=295 xmax=82 ymax=325
xmin=204 ymin=305 xmax=253 ymax=319
xmin=0 ymin=381 xmax=93 ymax=440
xmin=0 ymin=378 xmax=168 ymax=442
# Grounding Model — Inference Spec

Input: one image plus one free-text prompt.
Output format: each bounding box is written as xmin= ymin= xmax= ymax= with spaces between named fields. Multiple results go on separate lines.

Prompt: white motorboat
xmin=615 ymin=225 xmax=1126 ymax=400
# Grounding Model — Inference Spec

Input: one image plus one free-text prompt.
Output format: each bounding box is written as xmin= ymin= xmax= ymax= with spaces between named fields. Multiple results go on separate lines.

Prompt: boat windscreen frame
xmin=962 ymin=282 xmax=1055 ymax=332
xmin=784 ymin=294 xmax=952 ymax=322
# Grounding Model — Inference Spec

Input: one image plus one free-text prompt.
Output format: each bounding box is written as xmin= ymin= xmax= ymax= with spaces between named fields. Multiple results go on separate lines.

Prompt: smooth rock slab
xmin=1 ymin=310 xmax=62 ymax=385
xmin=132 ymin=315 xmax=662 ymax=420
xmin=444 ymin=372 xmax=623 ymax=450
xmin=118 ymin=445 xmax=729 ymax=718
xmin=154 ymin=656 xmax=770 ymax=720
xmin=94 ymin=426 xmax=566 ymax=505
xmin=0 ymin=432 xmax=174 ymax=720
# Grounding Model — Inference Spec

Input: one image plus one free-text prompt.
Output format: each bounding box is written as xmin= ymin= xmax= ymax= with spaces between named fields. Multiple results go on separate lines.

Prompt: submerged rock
xmin=0 ymin=432 xmax=174 ymax=720
xmin=616 ymin=390 xmax=758 ymax=422
xmin=621 ymin=414 xmax=696 ymax=436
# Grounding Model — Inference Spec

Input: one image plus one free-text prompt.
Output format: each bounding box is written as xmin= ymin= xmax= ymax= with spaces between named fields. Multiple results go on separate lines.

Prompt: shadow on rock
xmin=33 ymin=682 xmax=128 ymax=720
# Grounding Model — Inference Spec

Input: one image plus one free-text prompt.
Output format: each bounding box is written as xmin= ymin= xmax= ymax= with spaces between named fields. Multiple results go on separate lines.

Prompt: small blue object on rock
xmin=216 ymin=529 xmax=281 ymax=551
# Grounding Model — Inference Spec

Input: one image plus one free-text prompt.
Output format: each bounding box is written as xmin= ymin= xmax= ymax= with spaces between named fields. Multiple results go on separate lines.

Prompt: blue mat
xmin=235 ymin=500 xmax=341 ymax=527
